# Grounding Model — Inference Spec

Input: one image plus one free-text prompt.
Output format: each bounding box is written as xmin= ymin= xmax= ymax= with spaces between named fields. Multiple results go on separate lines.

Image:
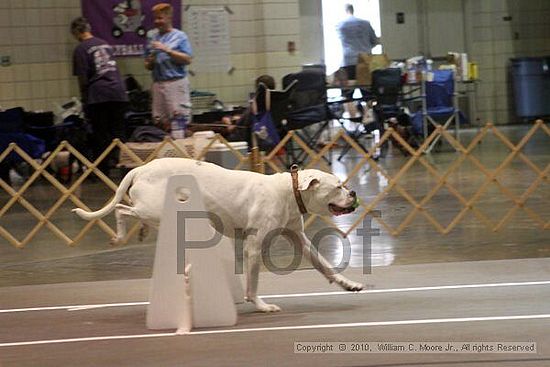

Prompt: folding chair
xmin=371 ymin=68 xmax=404 ymax=124
xmin=332 ymin=91 xmax=380 ymax=161
xmin=283 ymin=69 xmax=326 ymax=111
xmin=371 ymin=68 xmax=423 ymax=155
xmin=333 ymin=69 xmax=402 ymax=161
xmin=412 ymin=69 xmax=465 ymax=153
xmin=278 ymin=69 xmax=333 ymax=165
xmin=251 ymin=80 xmax=297 ymax=153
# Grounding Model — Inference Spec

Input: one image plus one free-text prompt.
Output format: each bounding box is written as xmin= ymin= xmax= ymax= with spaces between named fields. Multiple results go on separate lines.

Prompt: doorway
xmin=322 ymin=0 xmax=382 ymax=75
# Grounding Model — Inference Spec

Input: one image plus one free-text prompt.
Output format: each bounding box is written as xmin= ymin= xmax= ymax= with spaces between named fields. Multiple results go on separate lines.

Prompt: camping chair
xmin=333 ymin=68 xmax=401 ymax=161
xmin=412 ymin=69 xmax=465 ymax=153
xmin=278 ymin=69 xmax=333 ymax=165
xmin=371 ymin=68 xmax=404 ymax=124
xmin=331 ymin=88 xmax=380 ymax=161
xmin=250 ymin=80 xmax=297 ymax=153
xmin=370 ymin=67 xmax=421 ymax=155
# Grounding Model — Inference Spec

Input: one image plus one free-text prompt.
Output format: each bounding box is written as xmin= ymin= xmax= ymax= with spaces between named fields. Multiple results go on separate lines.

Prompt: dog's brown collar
xmin=290 ymin=164 xmax=307 ymax=215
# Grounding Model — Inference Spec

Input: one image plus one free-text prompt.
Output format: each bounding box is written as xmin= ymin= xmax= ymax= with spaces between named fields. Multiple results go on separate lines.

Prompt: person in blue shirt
xmin=144 ymin=3 xmax=193 ymax=139
xmin=337 ymin=3 xmax=380 ymax=80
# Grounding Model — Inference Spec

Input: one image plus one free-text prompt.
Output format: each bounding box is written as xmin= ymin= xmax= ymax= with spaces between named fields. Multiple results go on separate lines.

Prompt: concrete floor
xmin=1 ymin=259 xmax=549 ymax=366
xmin=0 ymin=124 xmax=548 ymax=287
xmin=0 ymin=124 xmax=549 ymax=366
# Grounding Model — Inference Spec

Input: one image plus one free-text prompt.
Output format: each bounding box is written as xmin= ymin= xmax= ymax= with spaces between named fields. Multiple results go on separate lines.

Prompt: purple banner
xmin=81 ymin=0 xmax=181 ymax=57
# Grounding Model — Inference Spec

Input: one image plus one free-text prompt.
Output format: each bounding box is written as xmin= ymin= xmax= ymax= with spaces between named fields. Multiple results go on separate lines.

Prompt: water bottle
xmin=146 ymin=29 xmax=159 ymax=57
xmin=407 ymin=62 xmax=417 ymax=83
xmin=426 ymin=59 xmax=434 ymax=82
xmin=373 ymin=129 xmax=381 ymax=159
xmin=171 ymin=114 xmax=188 ymax=139
xmin=426 ymin=59 xmax=433 ymax=71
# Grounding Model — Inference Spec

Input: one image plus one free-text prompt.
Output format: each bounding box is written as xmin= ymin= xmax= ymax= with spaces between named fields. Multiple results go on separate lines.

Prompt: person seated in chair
xmin=222 ymin=75 xmax=276 ymax=147
xmin=185 ymin=75 xmax=276 ymax=148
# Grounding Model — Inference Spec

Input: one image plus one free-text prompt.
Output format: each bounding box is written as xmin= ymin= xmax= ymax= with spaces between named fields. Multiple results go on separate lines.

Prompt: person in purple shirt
xmin=71 ymin=17 xmax=128 ymax=174
xmin=337 ymin=3 xmax=380 ymax=80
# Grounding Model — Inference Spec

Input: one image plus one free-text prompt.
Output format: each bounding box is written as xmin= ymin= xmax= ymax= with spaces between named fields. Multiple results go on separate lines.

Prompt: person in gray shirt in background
xmin=337 ymin=3 xmax=380 ymax=80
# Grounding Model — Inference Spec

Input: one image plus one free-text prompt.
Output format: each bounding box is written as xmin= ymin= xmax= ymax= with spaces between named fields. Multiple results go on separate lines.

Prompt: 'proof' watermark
xmin=176 ymin=210 xmax=380 ymax=275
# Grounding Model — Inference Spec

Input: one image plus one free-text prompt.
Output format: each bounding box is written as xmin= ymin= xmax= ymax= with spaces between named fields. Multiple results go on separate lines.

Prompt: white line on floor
xmin=66 ymin=302 xmax=148 ymax=312
xmin=0 ymin=332 xmax=175 ymax=347
xmin=187 ymin=314 xmax=550 ymax=336
xmin=1 ymin=314 xmax=549 ymax=347
xmin=261 ymin=280 xmax=550 ymax=299
xmin=1 ymin=280 xmax=549 ymax=314
xmin=0 ymin=302 xmax=149 ymax=314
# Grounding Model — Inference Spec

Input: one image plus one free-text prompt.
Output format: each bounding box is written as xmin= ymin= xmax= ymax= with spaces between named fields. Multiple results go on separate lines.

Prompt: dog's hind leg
xmin=245 ymin=241 xmax=281 ymax=312
xmin=138 ymin=223 xmax=150 ymax=242
xmin=111 ymin=204 xmax=139 ymax=245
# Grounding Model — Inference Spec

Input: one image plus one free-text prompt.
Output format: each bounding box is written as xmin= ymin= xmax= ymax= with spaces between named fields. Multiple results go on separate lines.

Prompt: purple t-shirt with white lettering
xmin=73 ymin=37 xmax=128 ymax=105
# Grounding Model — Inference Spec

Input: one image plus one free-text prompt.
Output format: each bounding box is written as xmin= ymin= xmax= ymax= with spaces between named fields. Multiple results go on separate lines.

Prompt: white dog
xmin=73 ymin=158 xmax=363 ymax=312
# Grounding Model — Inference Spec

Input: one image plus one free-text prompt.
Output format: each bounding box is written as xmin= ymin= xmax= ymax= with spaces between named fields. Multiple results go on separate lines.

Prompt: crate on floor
xmin=191 ymin=91 xmax=216 ymax=112
xmin=118 ymin=134 xmax=214 ymax=168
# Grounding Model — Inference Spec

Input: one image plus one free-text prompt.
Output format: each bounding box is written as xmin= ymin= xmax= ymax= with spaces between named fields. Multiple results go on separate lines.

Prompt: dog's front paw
xmin=332 ymin=275 xmax=364 ymax=292
xmin=345 ymin=281 xmax=364 ymax=292
xmin=258 ymin=303 xmax=282 ymax=313
xmin=246 ymin=296 xmax=282 ymax=312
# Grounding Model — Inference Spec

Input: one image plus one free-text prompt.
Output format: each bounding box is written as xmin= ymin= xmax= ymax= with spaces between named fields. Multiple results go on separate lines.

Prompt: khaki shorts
xmin=152 ymin=77 xmax=191 ymax=138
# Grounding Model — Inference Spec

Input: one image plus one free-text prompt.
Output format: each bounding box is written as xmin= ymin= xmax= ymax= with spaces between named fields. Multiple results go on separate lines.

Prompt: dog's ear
xmin=298 ymin=176 xmax=320 ymax=191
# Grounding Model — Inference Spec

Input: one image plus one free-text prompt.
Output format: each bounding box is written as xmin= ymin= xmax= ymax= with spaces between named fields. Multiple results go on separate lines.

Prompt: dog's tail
xmin=72 ymin=166 xmax=139 ymax=220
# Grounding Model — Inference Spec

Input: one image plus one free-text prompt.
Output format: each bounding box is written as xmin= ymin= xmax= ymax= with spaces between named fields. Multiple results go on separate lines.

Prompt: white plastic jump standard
xmin=147 ymin=175 xmax=241 ymax=332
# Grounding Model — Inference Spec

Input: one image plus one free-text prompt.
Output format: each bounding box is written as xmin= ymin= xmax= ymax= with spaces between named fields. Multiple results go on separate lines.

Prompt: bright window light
xmin=322 ymin=0 xmax=382 ymax=75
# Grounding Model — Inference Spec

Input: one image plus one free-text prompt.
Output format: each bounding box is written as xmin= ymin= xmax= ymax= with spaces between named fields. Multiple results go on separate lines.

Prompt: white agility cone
xmin=147 ymin=175 xmax=238 ymax=331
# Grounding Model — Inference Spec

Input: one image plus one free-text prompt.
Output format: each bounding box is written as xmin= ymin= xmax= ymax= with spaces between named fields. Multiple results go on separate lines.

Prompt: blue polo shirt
xmin=146 ymin=29 xmax=193 ymax=82
xmin=337 ymin=16 xmax=379 ymax=67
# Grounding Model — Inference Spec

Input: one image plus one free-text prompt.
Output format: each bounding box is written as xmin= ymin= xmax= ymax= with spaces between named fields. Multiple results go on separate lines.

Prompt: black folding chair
xmin=278 ymin=69 xmax=333 ymax=166
xmin=331 ymin=77 xmax=388 ymax=161
xmin=250 ymin=80 xmax=296 ymax=153
xmin=371 ymin=68 xmax=404 ymax=122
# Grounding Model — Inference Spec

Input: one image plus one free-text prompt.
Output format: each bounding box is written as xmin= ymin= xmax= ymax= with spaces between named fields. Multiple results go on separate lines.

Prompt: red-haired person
xmin=144 ymin=3 xmax=193 ymax=139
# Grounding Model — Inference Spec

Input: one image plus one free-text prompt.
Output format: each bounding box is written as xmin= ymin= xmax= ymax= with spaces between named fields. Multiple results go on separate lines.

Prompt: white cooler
xmin=205 ymin=141 xmax=248 ymax=169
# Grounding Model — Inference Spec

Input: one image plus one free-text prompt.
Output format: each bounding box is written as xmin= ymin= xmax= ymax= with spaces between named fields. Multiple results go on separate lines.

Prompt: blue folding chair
xmin=412 ymin=69 xmax=466 ymax=152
